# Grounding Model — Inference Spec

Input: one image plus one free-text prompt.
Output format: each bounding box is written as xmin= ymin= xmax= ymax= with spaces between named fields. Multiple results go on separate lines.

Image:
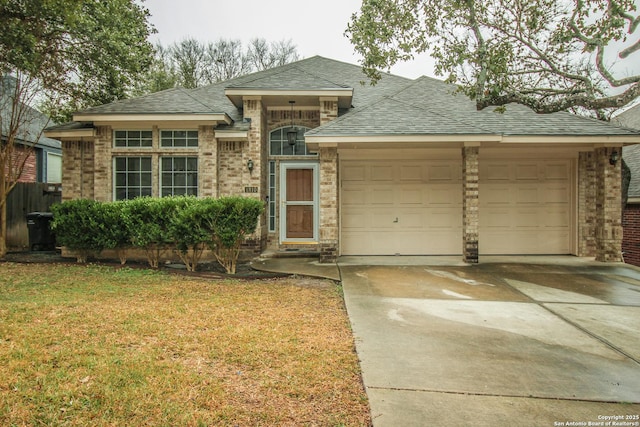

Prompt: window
xmin=161 ymin=130 xmax=198 ymax=148
xmin=161 ymin=156 xmax=198 ymax=196
xmin=269 ymin=126 xmax=314 ymax=156
xmin=268 ymin=161 xmax=276 ymax=231
xmin=114 ymin=157 xmax=152 ymax=200
xmin=114 ymin=130 xmax=152 ymax=148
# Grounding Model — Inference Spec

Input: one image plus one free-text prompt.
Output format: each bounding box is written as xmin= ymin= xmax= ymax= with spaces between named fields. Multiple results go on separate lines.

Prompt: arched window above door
xmin=269 ymin=126 xmax=315 ymax=156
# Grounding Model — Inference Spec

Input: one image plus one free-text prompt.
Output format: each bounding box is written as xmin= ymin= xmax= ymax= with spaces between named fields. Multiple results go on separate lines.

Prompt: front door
xmin=280 ymin=163 xmax=318 ymax=243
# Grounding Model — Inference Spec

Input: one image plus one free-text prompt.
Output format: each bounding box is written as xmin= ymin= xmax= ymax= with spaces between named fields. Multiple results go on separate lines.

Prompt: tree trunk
xmin=0 ymin=200 xmax=7 ymax=259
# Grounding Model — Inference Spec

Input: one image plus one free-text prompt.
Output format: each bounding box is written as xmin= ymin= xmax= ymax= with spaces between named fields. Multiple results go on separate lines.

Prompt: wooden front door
xmin=280 ymin=163 xmax=318 ymax=242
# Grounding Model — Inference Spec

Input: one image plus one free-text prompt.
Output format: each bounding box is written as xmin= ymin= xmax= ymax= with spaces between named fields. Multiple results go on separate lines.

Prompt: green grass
xmin=0 ymin=263 xmax=370 ymax=426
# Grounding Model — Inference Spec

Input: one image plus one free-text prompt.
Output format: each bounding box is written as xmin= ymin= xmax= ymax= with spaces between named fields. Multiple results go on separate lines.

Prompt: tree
xmin=0 ymin=73 xmax=47 ymax=258
xmin=0 ymin=0 xmax=155 ymax=258
xmin=136 ymin=37 xmax=300 ymax=93
xmin=246 ymin=38 xmax=300 ymax=71
xmin=347 ymin=0 xmax=639 ymax=118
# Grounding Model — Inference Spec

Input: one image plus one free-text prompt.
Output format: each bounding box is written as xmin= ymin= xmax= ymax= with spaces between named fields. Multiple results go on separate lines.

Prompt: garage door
xmin=341 ymin=160 xmax=462 ymax=255
xmin=479 ymin=159 xmax=572 ymax=254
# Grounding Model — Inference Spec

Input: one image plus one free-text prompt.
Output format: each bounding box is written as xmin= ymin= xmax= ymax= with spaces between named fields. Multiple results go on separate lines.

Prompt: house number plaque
xmin=244 ymin=186 xmax=258 ymax=193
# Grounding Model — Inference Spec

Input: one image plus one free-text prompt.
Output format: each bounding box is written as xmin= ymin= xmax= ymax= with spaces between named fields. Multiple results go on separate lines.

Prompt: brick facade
xmin=462 ymin=145 xmax=479 ymax=263
xmin=319 ymin=147 xmax=338 ymax=262
xmin=622 ymin=204 xmax=640 ymax=266
xmin=594 ymin=146 xmax=623 ymax=262
xmin=578 ymin=152 xmax=597 ymax=256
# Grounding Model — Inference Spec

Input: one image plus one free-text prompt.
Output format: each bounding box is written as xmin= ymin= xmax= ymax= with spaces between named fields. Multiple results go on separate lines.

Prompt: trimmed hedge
xmin=50 ymin=196 xmax=264 ymax=273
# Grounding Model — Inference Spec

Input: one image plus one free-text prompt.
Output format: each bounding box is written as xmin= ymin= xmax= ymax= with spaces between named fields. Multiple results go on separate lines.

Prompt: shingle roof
xmin=76 ymin=87 xmax=221 ymax=115
xmin=309 ymin=76 xmax=640 ymax=137
xmin=70 ymin=56 xmax=640 ymax=139
xmin=617 ymin=103 xmax=640 ymax=198
xmin=1 ymin=76 xmax=61 ymax=149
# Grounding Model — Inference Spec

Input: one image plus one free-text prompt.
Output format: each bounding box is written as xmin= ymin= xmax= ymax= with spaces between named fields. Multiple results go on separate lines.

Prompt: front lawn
xmin=0 ymin=263 xmax=370 ymax=426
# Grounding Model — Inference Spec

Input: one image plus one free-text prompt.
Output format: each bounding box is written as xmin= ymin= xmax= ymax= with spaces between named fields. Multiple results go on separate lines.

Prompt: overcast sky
xmin=143 ymin=0 xmax=436 ymax=79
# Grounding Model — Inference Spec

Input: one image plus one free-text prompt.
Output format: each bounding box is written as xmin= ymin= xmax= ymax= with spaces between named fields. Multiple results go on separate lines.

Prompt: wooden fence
xmin=6 ymin=182 xmax=62 ymax=250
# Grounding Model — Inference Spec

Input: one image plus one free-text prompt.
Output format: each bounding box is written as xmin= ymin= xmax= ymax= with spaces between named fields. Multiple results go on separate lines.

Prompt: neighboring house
xmin=1 ymin=75 xmax=62 ymax=184
xmin=44 ymin=56 xmax=640 ymax=263
xmin=614 ymin=103 xmax=640 ymax=266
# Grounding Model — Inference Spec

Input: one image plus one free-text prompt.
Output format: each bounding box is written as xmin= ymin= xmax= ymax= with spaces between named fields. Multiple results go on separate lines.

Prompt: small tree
xmin=204 ymin=196 xmax=264 ymax=274
xmin=168 ymin=197 xmax=212 ymax=272
xmin=0 ymin=73 xmax=47 ymax=258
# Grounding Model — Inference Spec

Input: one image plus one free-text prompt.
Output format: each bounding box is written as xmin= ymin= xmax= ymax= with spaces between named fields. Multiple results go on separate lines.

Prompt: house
xmin=1 ymin=75 xmax=62 ymax=184
xmin=44 ymin=56 xmax=640 ymax=263
xmin=614 ymin=103 xmax=640 ymax=266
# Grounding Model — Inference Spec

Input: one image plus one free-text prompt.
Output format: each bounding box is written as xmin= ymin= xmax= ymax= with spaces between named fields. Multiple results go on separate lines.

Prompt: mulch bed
xmin=3 ymin=250 xmax=287 ymax=280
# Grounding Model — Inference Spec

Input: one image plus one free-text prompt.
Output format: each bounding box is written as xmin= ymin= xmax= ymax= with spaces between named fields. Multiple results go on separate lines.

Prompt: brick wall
xmin=4 ymin=145 xmax=37 ymax=183
xmin=623 ymin=204 xmax=640 ymax=266
xmin=578 ymin=152 xmax=597 ymax=256
xmin=595 ymin=146 xmax=623 ymax=262
xmin=462 ymin=145 xmax=479 ymax=263
xmin=62 ymin=141 xmax=94 ymax=201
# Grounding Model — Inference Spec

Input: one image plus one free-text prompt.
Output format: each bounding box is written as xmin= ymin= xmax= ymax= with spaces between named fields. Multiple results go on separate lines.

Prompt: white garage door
xmin=341 ymin=160 xmax=462 ymax=255
xmin=479 ymin=159 xmax=572 ymax=254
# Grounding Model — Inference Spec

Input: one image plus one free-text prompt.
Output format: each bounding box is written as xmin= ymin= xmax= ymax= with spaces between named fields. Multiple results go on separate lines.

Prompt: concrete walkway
xmin=252 ymin=256 xmax=640 ymax=426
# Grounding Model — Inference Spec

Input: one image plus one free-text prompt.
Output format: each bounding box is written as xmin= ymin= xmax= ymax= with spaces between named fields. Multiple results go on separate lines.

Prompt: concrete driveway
xmin=339 ymin=257 xmax=640 ymax=426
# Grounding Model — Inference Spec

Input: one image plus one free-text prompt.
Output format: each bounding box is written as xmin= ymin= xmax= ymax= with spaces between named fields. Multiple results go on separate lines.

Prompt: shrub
xmin=167 ymin=197 xmax=212 ymax=271
xmin=204 ymin=196 xmax=264 ymax=274
xmin=50 ymin=199 xmax=105 ymax=263
xmin=123 ymin=197 xmax=190 ymax=268
xmin=96 ymin=201 xmax=131 ymax=265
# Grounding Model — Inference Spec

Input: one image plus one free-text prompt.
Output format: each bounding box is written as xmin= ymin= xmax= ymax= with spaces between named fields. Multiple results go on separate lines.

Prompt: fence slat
xmin=6 ymin=183 xmax=62 ymax=250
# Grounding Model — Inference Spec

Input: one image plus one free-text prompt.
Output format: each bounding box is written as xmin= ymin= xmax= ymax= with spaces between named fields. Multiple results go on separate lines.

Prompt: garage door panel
xmin=515 ymin=165 xmax=539 ymax=180
xmin=399 ymin=188 xmax=424 ymax=205
xmin=372 ymin=165 xmax=394 ymax=181
xmin=341 ymin=159 xmax=461 ymax=256
xmin=429 ymin=185 xmax=461 ymax=204
xmin=480 ymin=159 xmax=571 ymax=255
xmin=372 ymin=188 xmax=394 ymax=204
xmin=400 ymin=165 xmax=423 ymax=180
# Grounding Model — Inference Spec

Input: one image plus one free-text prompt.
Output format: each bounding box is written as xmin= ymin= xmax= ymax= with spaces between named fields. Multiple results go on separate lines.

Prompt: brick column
xmin=62 ymin=141 xmax=94 ymax=201
xmin=578 ymin=152 xmax=597 ymax=256
xmin=462 ymin=144 xmax=479 ymax=263
xmin=93 ymin=126 xmax=112 ymax=201
xmin=198 ymin=125 xmax=217 ymax=197
xmin=595 ymin=146 xmax=623 ymax=262
xmin=243 ymin=96 xmax=267 ymax=251
xmin=319 ymin=146 xmax=338 ymax=263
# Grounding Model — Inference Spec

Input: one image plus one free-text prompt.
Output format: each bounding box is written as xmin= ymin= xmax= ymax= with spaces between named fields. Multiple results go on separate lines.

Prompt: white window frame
xmin=113 ymin=156 xmax=153 ymax=200
xmin=160 ymin=130 xmax=199 ymax=148
xmin=113 ymin=130 xmax=153 ymax=148
xmin=160 ymin=156 xmax=199 ymax=197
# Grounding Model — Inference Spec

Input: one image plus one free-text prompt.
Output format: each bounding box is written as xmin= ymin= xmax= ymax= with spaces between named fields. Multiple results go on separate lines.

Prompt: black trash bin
xmin=26 ymin=212 xmax=55 ymax=251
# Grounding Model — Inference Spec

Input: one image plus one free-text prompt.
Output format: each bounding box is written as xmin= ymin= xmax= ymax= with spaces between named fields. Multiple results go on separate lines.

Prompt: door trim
xmin=279 ymin=162 xmax=319 ymax=244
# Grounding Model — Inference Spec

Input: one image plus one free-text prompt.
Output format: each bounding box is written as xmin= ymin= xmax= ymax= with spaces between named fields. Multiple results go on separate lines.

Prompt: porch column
xmin=319 ymin=146 xmax=338 ymax=263
xmin=594 ymin=146 xmax=623 ymax=262
xmin=577 ymin=152 xmax=597 ymax=256
xmin=462 ymin=143 xmax=480 ymax=263
xmin=243 ymin=96 xmax=267 ymax=252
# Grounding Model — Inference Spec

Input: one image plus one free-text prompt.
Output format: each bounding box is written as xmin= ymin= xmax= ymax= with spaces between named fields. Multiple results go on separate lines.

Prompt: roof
xmin=617 ymin=103 xmax=640 ymax=199
xmin=1 ymin=76 xmax=61 ymax=150
xmin=62 ymin=56 xmax=639 ymax=141
xmin=308 ymin=76 xmax=640 ymax=138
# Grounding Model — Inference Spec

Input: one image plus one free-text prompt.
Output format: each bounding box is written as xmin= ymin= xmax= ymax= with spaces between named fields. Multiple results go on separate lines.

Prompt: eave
xmin=71 ymin=113 xmax=233 ymax=126
xmin=224 ymin=88 xmax=353 ymax=109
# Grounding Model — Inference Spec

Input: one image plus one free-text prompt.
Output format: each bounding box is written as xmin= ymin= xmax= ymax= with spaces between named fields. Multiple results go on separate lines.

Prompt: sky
xmin=142 ymin=0 xmax=436 ymax=80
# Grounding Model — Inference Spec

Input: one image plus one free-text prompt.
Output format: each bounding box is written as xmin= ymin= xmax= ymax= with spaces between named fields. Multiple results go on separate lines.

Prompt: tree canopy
xmin=1 ymin=0 xmax=156 ymax=123
xmin=347 ymin=0 xmax=639 ymax=118
xmin=133 ymin=37 xmax=300 ymax=94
